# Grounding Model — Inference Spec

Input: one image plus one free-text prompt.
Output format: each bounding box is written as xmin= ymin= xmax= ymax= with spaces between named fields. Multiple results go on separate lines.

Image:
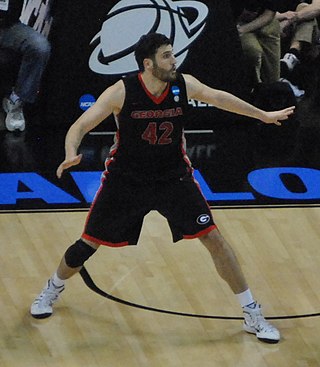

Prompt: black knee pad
xmin=64 ymin=239 xmax=96 ymax=268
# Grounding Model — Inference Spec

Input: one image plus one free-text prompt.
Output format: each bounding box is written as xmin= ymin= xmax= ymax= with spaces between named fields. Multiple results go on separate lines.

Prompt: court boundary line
xmin=79 ymin=266 xmax=320 ymax=321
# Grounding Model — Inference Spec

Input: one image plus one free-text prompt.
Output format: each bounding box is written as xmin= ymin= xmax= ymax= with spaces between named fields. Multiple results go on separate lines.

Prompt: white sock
xmin=52 ymin=272 xmax=65 ymax=287
xmin=236 ymin=289 xmax=255 ymax=308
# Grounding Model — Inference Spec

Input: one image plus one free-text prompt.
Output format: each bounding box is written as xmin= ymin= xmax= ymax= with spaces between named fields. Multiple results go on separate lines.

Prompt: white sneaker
xmin=243 ymin=302 xmax=280 ymax=344
xmin=30 ymin=279 xmax=65 ymax=319
xmin=2 ymin=97 xmax=26 ymax=132
xmin=280 ymin=52 xmax=300 ymax=71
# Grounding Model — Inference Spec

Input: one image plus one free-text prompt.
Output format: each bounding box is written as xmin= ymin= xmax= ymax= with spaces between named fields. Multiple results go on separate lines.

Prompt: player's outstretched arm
xmin=183 ymin=74 xmax=295 ymax=126
xmin=56 ymin=80 xmax=125 ymax=178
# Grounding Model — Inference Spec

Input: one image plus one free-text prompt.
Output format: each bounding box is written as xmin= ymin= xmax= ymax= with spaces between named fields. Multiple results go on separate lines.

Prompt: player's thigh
xmin=84 ymin=173 xmax=153 ymax=243
xmin=156 ymin=177 xmax=214 ymax=235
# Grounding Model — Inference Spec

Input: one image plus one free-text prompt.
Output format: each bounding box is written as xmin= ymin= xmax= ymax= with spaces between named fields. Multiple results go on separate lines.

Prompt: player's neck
xmin=140 ymin=72 xmax=168 ymax=97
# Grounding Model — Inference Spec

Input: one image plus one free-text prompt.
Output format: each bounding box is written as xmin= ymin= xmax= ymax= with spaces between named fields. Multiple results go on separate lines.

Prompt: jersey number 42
xmin=141 ymin=122 xmax=173 ymax=145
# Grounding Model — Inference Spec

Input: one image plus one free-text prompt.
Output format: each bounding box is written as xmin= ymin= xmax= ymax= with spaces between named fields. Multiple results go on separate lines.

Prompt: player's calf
xmin=30 ymin=239 xmax=96 ymax=319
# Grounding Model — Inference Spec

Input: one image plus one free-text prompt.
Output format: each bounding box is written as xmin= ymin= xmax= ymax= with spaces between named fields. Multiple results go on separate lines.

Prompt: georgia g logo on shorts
xmin=196 ymin=214 xmax=210 ymax=225
xmin=89 ymin=0 xmax=209 ymax=75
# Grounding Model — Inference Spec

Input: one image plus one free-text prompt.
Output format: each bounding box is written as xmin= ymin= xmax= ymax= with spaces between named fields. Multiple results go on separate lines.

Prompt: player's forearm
xmin=63 ymin=100 xmax=111 ymax=158
xmin=212 ymin=91 xmax=265 ymax=121
xmin=64 ymin=123 xmax=86 ymax=159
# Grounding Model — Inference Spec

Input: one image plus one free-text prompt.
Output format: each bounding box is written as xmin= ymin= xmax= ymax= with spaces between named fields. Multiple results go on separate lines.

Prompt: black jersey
xmin=105 ymin=72 xmax=192 ymax=181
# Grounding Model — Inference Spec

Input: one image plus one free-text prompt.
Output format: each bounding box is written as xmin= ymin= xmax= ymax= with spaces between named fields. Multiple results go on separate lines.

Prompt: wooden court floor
xmin=0 ymin=207 xmax=319 ymax=367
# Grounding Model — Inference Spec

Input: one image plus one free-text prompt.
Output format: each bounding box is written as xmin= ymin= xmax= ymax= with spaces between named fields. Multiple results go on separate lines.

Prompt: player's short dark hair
xmin=134 ymin=33 xmax=171 ymax=71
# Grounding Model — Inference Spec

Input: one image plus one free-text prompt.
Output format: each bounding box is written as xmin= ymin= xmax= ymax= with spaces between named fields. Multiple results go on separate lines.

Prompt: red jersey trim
xmin=81 ymin=233 xmax=130 ymax=248
xmin=138 ymin=72 xmax=170 ymax=105
xmin=104 ymin=130 xmax=119 ymax=171
xmin=183 ymin=225 xmax=217 ymax=240
xmin=180 ymin=132 xmax=193 ymax=173
xmin=82 ymin=175 xmax=105 ymax=232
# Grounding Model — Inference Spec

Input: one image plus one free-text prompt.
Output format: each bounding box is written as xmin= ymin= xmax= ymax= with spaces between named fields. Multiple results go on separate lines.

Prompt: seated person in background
xmin=276 ymin=0 xmax=320 ymax=96
xmin=0 ymin=0 xmax=51 ymax=132
xmin=231 ymin=0 xmax=283 ymax=89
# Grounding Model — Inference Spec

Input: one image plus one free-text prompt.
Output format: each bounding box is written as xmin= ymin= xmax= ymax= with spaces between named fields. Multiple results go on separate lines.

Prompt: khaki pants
xmin=293 ymin=3 xmax=319 ymax=45
xmin=289 ymin=3 xmax=320 ymax=60
xmin=240 ymin=18 xmax=280 ymax=85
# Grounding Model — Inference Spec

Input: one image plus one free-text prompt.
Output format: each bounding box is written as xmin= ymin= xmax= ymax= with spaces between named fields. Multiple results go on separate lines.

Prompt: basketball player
xmin=30 ymin=33 xmax=295 ymax=344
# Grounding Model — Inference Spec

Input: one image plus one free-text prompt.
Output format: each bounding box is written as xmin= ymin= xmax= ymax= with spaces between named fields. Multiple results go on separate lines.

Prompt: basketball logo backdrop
xmin=89 ymin=0 xmax=209 ymax=75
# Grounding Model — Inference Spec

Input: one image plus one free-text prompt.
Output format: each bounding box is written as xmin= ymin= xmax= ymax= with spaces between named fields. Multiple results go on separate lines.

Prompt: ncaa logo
xmin=79 ymin=94 xmax=96 ymax=111
xmin=197 ymin=214 xmax=210 ymax=225
xmin=89 ymin=0 xmax=209 ymax=75
xmin=171 ymin=86 xmax=180 ymax=95
xmin=172 ymin=85 xmax=180 ymax=102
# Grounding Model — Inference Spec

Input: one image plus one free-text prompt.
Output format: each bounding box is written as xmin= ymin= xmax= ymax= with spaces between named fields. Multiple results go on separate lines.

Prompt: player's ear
xmin=143 ymin=57 xmax=153 ymax=71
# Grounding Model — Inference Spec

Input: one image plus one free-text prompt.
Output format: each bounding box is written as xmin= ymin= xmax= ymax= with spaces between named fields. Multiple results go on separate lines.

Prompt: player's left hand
xmin=261 ymin=106 xmax=296 ymax=126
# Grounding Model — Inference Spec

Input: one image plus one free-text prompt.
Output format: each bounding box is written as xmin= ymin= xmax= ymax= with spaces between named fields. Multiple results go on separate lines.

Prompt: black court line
xmin=80 ymin=266 xmax=320 ymax=321
xmin=1 ymin=203 xmax=320 ymax=214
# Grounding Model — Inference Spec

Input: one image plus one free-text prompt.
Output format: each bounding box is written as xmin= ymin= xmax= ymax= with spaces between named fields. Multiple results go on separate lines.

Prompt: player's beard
xmin=152 ymin=61 xmax=177 ymax=82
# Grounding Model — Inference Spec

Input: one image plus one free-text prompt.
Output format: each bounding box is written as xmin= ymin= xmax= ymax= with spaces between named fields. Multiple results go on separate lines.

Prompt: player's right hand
xmin=56 ymin=154 xmax=83 ymax=178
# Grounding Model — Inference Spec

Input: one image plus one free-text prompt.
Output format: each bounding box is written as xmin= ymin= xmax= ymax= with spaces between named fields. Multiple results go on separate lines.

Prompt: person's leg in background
xmin=239 ymin=31 xmax=264 ymax=88
xmin=281 ymin=3 xmax=318 ymax=72
xmin=1 ymin=22 xmax=51 ymax=132
xmin=259 ymin=18 xmax=281 ymax=83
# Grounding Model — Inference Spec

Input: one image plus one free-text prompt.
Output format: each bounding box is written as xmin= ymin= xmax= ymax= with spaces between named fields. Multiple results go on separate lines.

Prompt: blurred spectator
xmin=230 ymin=0 xmax=284 ymax=89
xmin=0 ymin=0 xmax=51 ymax=132
xmin=277 ymin=0 xmax=320 ymax=97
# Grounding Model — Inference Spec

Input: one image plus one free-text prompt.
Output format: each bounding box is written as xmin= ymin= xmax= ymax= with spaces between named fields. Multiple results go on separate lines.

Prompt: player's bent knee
xmin=64 ymin=239 xmax=97 ymax=268
xmin=200 ymin=227 xmax=220 ymax=241
xmin=199 ymin=229 xmax=225 ymax=251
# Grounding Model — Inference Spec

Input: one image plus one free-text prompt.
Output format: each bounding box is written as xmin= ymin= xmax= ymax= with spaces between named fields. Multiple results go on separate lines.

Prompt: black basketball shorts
xmin=82 ymin=171 xmax=217 ymax=247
